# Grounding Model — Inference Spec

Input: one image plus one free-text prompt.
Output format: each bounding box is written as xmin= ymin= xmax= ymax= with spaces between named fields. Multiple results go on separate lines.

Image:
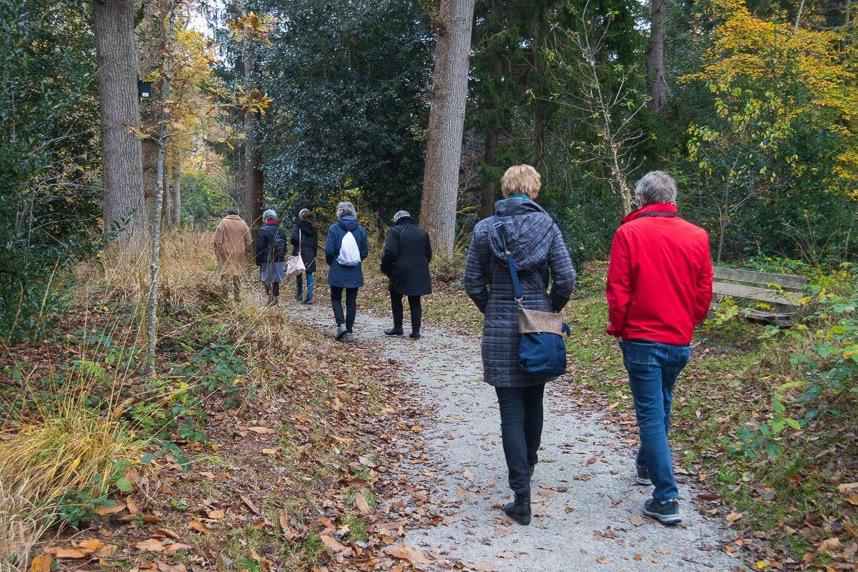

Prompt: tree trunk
xmin=419 ymin=0 xmax=476 ymax=257
xmin=645 ymin=0 xmax=668 ymax=113
xmin=172 ymin=162 xmax=181 ymax=229
xmin=242 ymin=18 xmax=264 ymax=233
xmin=479 ymin=128 xmax=498 ymax=219
xmin=93 ymin=0 xmax=147 ymax=250
xmin=142 ymin=138 xmax=159 ymax=229
xmin=244 ymin=111 xmax=264 ymax=231
xmin=145 ymin=0 xmax=174 ymax=375
xmin=163 ymin=155 xmax=172 ymax=228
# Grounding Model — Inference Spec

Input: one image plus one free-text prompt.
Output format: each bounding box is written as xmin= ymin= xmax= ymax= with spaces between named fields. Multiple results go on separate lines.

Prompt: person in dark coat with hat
xmin=463 ymin=164 xmax=577 ymax=526
xmin=290 ymin=208 xmax=319 ymax=305
xmin=381 ymin=210 xmax=432 ymax=339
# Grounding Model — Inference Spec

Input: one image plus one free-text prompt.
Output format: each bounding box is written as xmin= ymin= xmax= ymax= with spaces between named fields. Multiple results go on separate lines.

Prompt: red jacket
xmin=605 ymin=202 xmax=713 ymax=346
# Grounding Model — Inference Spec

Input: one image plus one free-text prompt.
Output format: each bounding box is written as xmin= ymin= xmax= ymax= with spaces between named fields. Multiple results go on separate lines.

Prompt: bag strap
xmin=492 ymin=217 xmax=523 ymax=307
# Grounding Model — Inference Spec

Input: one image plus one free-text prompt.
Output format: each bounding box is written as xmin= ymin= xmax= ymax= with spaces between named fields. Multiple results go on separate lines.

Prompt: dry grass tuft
xmin=0 ymin=399 xmax=138 ymax=509
xmin=0 ymin=480 xmax=50 ymax=572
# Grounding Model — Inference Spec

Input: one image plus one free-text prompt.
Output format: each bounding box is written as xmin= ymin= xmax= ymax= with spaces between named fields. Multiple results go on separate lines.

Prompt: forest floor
xmin=2 ymin=233 xmax=854 ymax=571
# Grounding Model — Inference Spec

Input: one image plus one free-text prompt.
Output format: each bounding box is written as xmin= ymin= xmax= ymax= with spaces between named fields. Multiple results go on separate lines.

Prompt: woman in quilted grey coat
xmin=463 ymin=164 xmax=577 ymax=525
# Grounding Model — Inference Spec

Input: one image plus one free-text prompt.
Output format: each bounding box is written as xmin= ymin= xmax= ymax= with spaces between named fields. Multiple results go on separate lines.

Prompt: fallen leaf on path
xmin=241 ymin=495 xmax=260 ymax=515
xmin=837 ymin=482 xmax=858 ymax=493
xmin=320 ymin=534 xmax=352 ymax=555
xmin=75 ymin=539 xmax=104 ymax=552
xmin=456 ymin=487 xmax=470 ymax=500
xmin=818 ymin=537 xmax=842 ymax=556
xmin=153 ymin=528 xmax=180 ymax=540
xmin=126 ymin=496 xmax=139 ymax=514
xmin=630 ymin=516 xmax=643 ymax=526
xmin=262 ymin=448 xmax=278 ymax=455
xmin=410 ymin=425 xmax=423 ymax=433
xmin=49 ymin=548 xmax=87 ymax=559
xmin=94 ymin=502 xmax=126 ymax=516
xmin=94 ymin=544 xmax=117 ymax=558
xmin=245 ymin=426 xmax=276 ymax=434
xmin=278 ymin=510 xmax=300 ymax=539
xmin=384 ymin=543 xmax=431 ymax=565
xmin=165 ymin=543 xmax=193 ymax=555
xmin=596 ymin=556 xmax=609 ymax=564
xmin=207 ymin=509 xmax=225 ymax=520
xmin=726 ymin=511 xmax=743 ymax=523
xmin=470 ymin=562 xmax=495 ymax=572
xmin=29 ymin=556 xmax=52 ymax=572
xmin=188 ymin=519 xmax=210 ymax=534
xmin=355 ymin=493 xmax=372 ymax=515
xmin=136 ymin=538 xmax=165 ymax=552
xmin=156 ymin=562 xmax=187 ymax=572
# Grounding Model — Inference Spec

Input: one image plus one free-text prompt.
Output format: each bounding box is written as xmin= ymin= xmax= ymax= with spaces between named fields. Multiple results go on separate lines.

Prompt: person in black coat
xmin=290 ymin=208 xmax=319 ymax=305
xmin=381 ymin=210 xmax=432 ymax=339
xmin=255 ymin=209 xmax=288 ymax=305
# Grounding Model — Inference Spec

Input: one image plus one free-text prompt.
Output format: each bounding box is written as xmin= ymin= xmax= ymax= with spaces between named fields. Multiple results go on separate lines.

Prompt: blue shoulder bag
xmin=493 ymin=218 xmax=569 ymax=377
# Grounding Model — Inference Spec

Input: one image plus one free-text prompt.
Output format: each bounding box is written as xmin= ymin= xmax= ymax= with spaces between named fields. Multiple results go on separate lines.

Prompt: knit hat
xmin=262 ymin=209 xmax=277 ymax=222
xmin=393 ymin=210 xmax=411 ymax=223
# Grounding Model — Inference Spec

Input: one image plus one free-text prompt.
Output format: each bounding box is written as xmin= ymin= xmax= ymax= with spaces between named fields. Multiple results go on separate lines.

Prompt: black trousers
xmin=495 ymin=383 xmax=546 ymax=494
xmin=390 ymin=292 xmax=422 ymax=333
xmin=330 ymin=286 xmax=358 ymax=331
xmin=264 ymin=281 xmax=280 ymax=298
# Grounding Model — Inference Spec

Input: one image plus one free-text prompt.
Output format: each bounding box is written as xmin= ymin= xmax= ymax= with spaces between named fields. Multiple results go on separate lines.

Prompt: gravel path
xmin=288 ymin=300 xmax=740 ymax=572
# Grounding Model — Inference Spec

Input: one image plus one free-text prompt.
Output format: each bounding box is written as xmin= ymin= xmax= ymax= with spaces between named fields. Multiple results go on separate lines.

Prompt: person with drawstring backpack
xmin=324 ymin=201 xmax=369 ymax=340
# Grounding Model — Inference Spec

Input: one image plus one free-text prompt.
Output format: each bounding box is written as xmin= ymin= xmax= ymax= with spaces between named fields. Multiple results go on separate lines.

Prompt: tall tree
xmin=258 ymin=0 xmax=432 ymax=222
xmin=646 ymin=0 xmax=668 ymax=113
xmin=93 ymin=0 xmax=147 ymax=249
xmin=420 ymin=0 xmax=476 ymax=257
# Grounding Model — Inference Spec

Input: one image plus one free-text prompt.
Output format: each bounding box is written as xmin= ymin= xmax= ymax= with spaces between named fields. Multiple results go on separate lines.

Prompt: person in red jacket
xmin=606 ymin=170 xmax=713 ymax=525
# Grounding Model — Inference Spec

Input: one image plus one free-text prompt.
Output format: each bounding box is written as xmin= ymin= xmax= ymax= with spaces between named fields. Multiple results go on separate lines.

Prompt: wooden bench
xmin=712 ymin=267 xmax=809 ymax=327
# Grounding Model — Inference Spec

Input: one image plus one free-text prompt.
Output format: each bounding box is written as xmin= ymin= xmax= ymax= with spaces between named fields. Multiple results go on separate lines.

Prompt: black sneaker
xmin=335 ymin=325 xmax=348 ymax=340
xmin=636 ymin=464 xmax=652 ymax=486
xmin=409 ymin=331 xmax=421 ymax=340
xmin=385 ymin=327 xmax=404 ymax=336
xmin=643 ymin=498 xmax=682 ymax=525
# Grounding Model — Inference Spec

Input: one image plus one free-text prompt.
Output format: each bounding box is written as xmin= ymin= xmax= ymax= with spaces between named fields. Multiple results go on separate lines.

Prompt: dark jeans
xmin=264 ymin=281 xmax=280 ymax=298
xmin=621 ymin=339 xmax=691 ymax=502
xmin=330 ymin=286 xmax=358 ymax=331
xmin=296 ymin=272 xmax=314 ymax=300
xmin=390 ymin=292 xmax=422 ymax=332
xmin=495 ymin=383 xmax=546 ymax=494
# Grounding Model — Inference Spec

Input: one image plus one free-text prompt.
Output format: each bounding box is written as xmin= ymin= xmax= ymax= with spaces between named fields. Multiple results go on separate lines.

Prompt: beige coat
xmin=214 ymin=215 xmax=251 ymax=275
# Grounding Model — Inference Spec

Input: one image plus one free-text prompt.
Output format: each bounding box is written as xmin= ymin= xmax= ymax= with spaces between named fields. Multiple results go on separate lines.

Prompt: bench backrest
xmin=712 ymin=267 xmax=809 ymax=307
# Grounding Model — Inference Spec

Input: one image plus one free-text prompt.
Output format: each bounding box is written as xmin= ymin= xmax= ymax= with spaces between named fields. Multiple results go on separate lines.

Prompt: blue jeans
xmin=495 ymin=384 xmax=545 ymax=494
xmin=621 ymin=340 xmax=691 ymax=502
xmin=296 ymin=272 xmax=314 ymax=300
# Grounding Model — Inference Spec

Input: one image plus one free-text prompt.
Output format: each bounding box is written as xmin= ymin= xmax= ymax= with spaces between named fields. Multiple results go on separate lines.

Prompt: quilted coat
xmin=463 ymin=198 xmax=577 ymax=387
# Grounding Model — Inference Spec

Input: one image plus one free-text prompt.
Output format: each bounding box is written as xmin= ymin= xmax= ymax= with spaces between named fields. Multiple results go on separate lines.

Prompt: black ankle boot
xmin=502 ymin=492 xmax=531 ymax=525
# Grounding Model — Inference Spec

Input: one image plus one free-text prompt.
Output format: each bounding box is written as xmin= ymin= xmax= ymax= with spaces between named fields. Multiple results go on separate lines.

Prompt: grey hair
xmin=262 ymin=209 xmax=277 ymax=222
xmin=227 ymin=206 xmax=239 ymax=215
xmin=393 ymin=210 xmax=411 ymax=223
xmin=336 ymin=201 xmax=356 ymax=218
xmin=635 ymin=171 xmax=677 ymax=205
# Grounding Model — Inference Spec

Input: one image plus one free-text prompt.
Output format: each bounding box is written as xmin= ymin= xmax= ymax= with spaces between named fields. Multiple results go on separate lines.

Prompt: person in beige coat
xmin=213 ymin=207 xmax=251 ymax=301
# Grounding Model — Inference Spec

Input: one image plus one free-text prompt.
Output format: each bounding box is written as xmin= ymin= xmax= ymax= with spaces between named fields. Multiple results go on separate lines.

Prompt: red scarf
xmin=265 ymin=220 xmax=278 ymax=225
xmin=621 ymin=202 xmax=677 ymax=225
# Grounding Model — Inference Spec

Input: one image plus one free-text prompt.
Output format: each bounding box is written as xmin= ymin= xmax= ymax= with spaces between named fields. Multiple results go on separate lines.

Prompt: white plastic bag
xmin=337 ymin=231 xmax=361 ymax=267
